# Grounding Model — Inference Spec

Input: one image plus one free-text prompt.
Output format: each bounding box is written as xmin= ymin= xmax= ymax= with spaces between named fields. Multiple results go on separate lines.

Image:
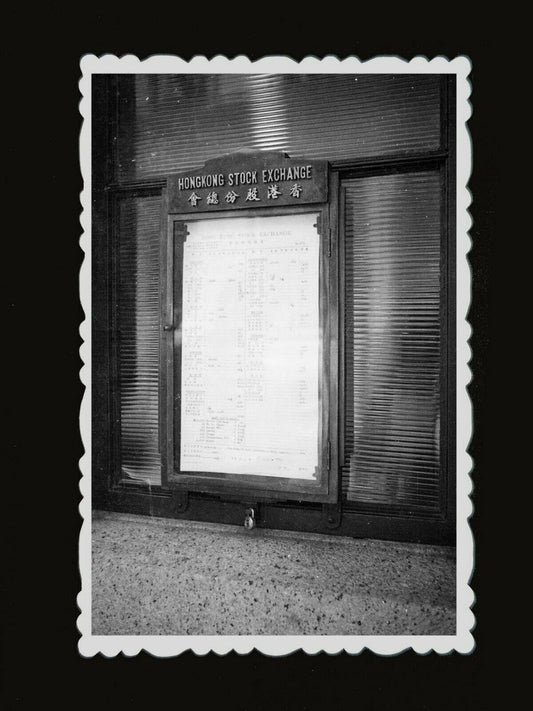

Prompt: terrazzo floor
xmin=91 ymin=510 xmax=456 ymax=636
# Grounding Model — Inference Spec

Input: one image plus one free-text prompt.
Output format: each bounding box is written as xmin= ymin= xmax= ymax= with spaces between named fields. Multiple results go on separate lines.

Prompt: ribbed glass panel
xmin=117 ymin=74 xmax=441 ymax=181
xmin=117 ymin=196 xmax=161 ymax=484
xmin=342 ymin=171 xmax=442 ymax=512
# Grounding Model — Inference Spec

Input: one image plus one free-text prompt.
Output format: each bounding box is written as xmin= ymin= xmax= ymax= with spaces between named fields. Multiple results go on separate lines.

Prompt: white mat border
xmin=78 ymin=54 xmax=473 ymax=657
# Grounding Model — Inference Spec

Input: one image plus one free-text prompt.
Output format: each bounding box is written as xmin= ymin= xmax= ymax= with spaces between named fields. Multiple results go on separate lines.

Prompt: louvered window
xmin=116 ymin=74 xmax=441 ymax=180
xmin=342 ymin=170 xmax=442 ymax=513
xmin=117 ymin=195 xmax=161 ymax=485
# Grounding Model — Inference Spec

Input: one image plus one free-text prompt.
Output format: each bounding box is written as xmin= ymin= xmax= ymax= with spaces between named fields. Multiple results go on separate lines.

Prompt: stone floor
xmin=91 ymin=510 xmax=456 ymax=636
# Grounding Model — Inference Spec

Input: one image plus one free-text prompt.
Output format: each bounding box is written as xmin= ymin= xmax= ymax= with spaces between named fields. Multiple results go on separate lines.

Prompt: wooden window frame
xmin=92 ymin=75 xmax=456 ymax=544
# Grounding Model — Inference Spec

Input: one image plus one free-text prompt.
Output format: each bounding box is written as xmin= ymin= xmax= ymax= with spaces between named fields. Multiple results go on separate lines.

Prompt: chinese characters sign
xmin=168 ymin=150 xmax=328 ymax=213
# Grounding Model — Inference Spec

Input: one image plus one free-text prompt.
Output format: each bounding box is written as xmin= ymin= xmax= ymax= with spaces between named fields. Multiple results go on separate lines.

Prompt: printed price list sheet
xmin=180 ymin=213 xmax=320 ymax=479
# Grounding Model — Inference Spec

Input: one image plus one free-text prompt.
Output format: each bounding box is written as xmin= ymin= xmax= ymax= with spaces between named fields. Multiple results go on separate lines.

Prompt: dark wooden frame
xmin=160 ymin=188 xmax=340 ymax=504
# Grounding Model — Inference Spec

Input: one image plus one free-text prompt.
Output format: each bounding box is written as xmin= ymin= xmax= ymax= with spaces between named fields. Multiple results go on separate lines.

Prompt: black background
xmin=4 ymin=18 xmax=497 ymax=711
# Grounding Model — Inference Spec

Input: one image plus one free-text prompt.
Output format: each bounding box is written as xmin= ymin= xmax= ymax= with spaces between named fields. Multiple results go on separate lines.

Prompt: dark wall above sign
xmin=167 ymin=150 xmax=329 ymax=213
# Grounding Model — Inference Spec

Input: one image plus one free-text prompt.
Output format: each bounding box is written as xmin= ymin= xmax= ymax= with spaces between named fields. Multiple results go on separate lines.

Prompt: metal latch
xmin=244 ymin=507 xmax=256 ymax=530
xmin=322 ymin=502 xmax=342 ymax=529
xmin=174 ymin=490 xmax=189 ymax=513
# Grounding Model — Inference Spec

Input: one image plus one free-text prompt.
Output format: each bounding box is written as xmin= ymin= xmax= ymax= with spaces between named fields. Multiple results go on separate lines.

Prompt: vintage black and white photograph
xmin=79 ymin=55 xmax=473 ymax=656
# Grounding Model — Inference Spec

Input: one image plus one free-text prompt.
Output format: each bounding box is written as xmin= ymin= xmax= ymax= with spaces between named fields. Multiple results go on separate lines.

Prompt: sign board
xmin=168 ymin=150 xmax=328 ymax=213
xmin=179 ymin=213 xmax=320 ymax=480
xmin=162 ymin=151 xmax=338 ymax=503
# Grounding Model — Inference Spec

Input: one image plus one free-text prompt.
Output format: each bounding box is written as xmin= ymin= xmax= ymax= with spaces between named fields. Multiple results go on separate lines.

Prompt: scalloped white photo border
xmin=78 ymin=54 xmax=473 ymax=657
